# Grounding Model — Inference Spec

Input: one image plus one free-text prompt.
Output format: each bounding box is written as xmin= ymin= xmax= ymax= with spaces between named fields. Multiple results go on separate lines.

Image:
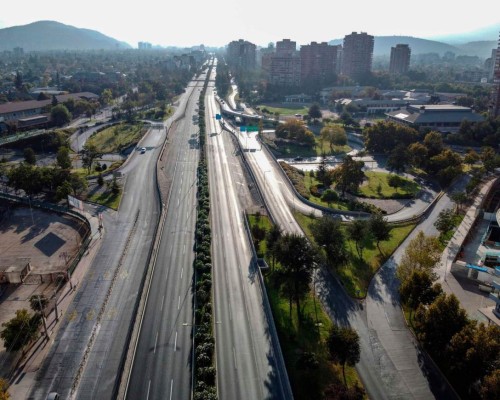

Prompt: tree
xmin=81 ymin=143 xmax=102 ymax=174
xmin=447 ymin=322 xmax=500 ymax=392
xmin=69 ymin=173 xmax=88 ymax=196
xmin=423 ymin=131 xmax=444 ymax=157
xmin=332 ymin=155 xmax=365 ymax=197
xmin=386 ymin=144 xmax=409 ymax=173
xmin=396 ymin=231 xmax=441 ymax=282
xmin=480 ymin=370 xmax=500 ymax=400
xmin=265 ymin=224 xmax=282 ymax=269
xmin=29 ymin=294 xmax=48 ymax=313
xmin=414 ymin=293 xmax=469 ymax=358
xmin=316 ymin=154 xmax=333 ymax=187
xmin=56 ymin=146 xmax=72 ymax=169
xmin=364 ymin=121 xmax=419 ymax=154
xmin=399 ymin=269 xmax=442 ymax=319
xmin=327 ymin=325 xmax=361 ymax=385
xmin=308 ymin=103 xmax=322 ymax=123
xmin=23 ymin=148 xmax=36 ymax=165
xmin=450 ymin=192 xmax=467 ymax=214
xmin=481 ymin=146 xmax=498 ymax=172
xmin=51 ymin=94 xmax=58 ymax=107
xmin=387 ymin=174 xmax=403 ymax=192
xmin=274 ymin=233 xmax=317 ymax=321
xmin=408 ymin=142 xmax=429 ymax=168
xmin=51 ymin=104 xmax=72 ymax=127
xmin=320 ymin=124 xmax=347 ymax=153
xmin=97 ymin=173 xmax=104 ymax=186
xmin=0 ymin=309 xmax=41 ymax=351
xmin=321 ymin=189 xmax=339 ymax=207
xmin=434 ymin=209 xmax=455 ymax=237
xmin=311 ymin=215 xmax=348 ymax=268
xmin=14 ymin=71 xmax=23 ymax=90
xmin=100 ymin=88 xmax=113 ymax=106
xmin=346 ymin=219 xmax=369 ymax=258
xmin=111 ymin=176 xmax=121 ymax=195
xmin=369 ymin=212 xmax=391 ymax=254
xmin=0 ymin=378 xmax=9 ymax=400
xmin=464 ymin=149 xmax=479 ymax=166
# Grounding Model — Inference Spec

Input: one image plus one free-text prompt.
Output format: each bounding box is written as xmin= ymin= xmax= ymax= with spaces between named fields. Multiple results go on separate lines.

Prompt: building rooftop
xmin=386 ymin=104 xmax=485 ymax=125
xmin=0 ymin=92 xmax=98 ymax=115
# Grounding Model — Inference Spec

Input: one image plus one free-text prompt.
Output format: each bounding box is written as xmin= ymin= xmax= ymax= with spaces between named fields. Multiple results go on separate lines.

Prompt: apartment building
xmin=389 ymin=44 xmax=411 ymax=74
xmin=226 ymin=39 xmax=257 ymax=70
xmin=300 ymin=42 xmax=340 ymax=84
xmin=265 ymin=39 xmax=301 ymax=87
xmin=341 ymin=32 xmax=374 ymax=81
xmin=490 ymin=33 xmax=500 ymax=118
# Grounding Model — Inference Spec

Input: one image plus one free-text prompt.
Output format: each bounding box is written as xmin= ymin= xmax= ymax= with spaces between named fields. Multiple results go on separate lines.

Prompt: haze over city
xmin=1 ymin=0 xmax=500 ymax=47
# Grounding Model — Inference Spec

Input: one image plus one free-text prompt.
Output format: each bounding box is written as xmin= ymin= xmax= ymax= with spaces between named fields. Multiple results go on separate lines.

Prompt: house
xmin=385 ymin=104 xmax=484 ymax=133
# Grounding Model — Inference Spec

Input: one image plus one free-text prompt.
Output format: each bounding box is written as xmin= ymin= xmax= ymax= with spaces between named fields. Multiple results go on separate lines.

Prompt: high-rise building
xmin=490 ymin=33 xmax=500 ymax=118
xmin=138 ymin=42 xmax=152 ymax=50
xmin=265 ymin=39 xmax=301 ymax=87
xmin=389 ymin=44 xmax=411 ymax=74
xmin=226 ymin=39 xmax=257 ymax=70
xmin=341 ymin=32 xmax=374 ymax=81
xmin=300 ymin=42 xmax=340 ymax=85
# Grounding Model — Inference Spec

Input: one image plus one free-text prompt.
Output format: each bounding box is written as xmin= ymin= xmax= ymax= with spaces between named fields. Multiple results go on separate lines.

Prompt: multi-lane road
xmin=206 ymin=64 xmax=292 ymax=400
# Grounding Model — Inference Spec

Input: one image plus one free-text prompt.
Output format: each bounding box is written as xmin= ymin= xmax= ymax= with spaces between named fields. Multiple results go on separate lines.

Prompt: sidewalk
xmin=7 ymin=219 xmax=103 ymax=400
xmin=438 ymin=176 xmax=498 ymax=321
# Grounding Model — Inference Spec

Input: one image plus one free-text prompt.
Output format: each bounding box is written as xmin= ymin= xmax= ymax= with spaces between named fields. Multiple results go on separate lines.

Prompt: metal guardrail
xmin=0 ymin=129 xmax=47 ymax=146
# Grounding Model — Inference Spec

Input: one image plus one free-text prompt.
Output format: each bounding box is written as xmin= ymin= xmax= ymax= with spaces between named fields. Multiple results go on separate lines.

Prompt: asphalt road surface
xmin=207 ymin=64 xmax=292 ymax=400
xmin=125 ymin=77 xmax=205 ymax=400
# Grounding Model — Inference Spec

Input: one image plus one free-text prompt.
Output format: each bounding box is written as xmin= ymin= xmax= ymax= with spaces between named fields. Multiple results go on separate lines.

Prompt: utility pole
xmin=37 ymin=295 xmax=49 ymax=339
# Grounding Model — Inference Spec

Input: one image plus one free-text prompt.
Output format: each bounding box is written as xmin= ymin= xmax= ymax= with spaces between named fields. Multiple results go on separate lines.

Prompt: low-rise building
xmin=385 ymin=104 xmax=485 ymax=133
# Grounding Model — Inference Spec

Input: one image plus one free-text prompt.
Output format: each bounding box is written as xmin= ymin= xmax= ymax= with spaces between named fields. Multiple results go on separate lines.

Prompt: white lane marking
xmin=183 ymin=244 xmax=186 ymax=255
xmin=181 ymin=267 xmax=184 ymax=279
xmin=174 ymin=331 xmax=178 ymax=351
xmin=233 ymin=347 xmax=237 ymax=369
xmin=146 ymin=379 xmax=151 ymax=400
xmin=177 ymin=198 xmax=180 ymax=206
xmin=169 ymin=380 xmax=174 ymax=400
xmin=154 ymin=331 xmax=158 ymax=353
xmin=178 ymin=295 xmax=181 ymax=310
xmin=180 ymin=178 xmax=183 ymax=186
xmin=161 ymin=295 xmax=165 ymax=311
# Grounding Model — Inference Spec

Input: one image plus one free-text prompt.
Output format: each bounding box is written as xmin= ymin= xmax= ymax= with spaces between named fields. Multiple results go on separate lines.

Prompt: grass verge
xmin=87 ymin=122 xmax=146 ymax=153
xmin=87 ymin=189 xmax=121 ymax=210
xmin=293 ymin=211 xmax=416 ymax=297
xmin=248 ymin=214 xmax=364 ymax=399
xmin=358 ymin=171 xmax=420 ymax=198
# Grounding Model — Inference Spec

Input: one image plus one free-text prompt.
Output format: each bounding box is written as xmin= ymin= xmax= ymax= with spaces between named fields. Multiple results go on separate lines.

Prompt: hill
xmin=329 ymin=36 xmax=459 ymax=56
xmin=0 ymin=21 xmax=131 ymax=51
xmin=456 ymin=41 xmax=498 ymax=58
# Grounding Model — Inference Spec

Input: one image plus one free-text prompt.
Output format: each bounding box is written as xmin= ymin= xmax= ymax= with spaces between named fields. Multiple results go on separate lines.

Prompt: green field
xmin=358 ymin=171 xmax=420 ymax=198
xmin=87 ymin=123 xmax=145 ymax=153
xmin=257 ymin=104 xmax=309 ymax=116
xmin=293 ymin=211 xmax=416 ymax=297
xmin=247 ymin=214 xmax=364 ymax=399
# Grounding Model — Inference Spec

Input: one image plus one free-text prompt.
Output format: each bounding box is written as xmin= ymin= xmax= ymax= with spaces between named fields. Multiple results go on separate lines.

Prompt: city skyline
xmin=1 ymin=0 xmax=499 ymax=48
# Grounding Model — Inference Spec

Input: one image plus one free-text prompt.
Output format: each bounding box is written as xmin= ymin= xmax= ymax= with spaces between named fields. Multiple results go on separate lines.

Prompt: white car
xmin=140 ymin=147 xmax=146 ymax=154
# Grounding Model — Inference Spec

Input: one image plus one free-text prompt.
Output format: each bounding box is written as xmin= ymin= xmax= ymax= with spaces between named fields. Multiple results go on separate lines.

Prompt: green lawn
xmin=257 ymin=104 xmax=309 ymax=116
xmin=270 ymin=136 xmax=351 ymax=158
xmin=247 ymin=213 xmax=364 ymax=399
xmin=358 ymin=171 xmax=420 ymax=199
xmin=293 ymin=211 xmax=416 ymax=297
xmin=87 ymin=189 xmax=122 ymax=210
xmin=87 ymin=122 xmax=145 ymax=153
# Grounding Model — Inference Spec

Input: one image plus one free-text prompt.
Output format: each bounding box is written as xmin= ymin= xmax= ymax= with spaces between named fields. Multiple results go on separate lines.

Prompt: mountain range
xmin=0 ymin=21 xmax=131 ymax=51
xmin=0 ymin=20 xmax=497 ymax=57
xmin=329 ymin=35 xmax=498 ymax=58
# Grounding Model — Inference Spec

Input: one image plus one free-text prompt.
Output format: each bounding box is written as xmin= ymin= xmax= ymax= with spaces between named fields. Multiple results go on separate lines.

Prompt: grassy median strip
xmin=192 ymin=67 xmax=218 ymax=400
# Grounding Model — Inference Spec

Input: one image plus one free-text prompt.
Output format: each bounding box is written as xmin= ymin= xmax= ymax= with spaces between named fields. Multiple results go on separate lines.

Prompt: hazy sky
xmin=1 ymin=0 xmax=499 ymax=47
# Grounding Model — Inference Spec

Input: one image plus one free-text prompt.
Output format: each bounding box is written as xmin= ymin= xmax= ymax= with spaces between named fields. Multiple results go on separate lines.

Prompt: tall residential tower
xmin=389 ymin=44 xmax=411 ymax=74
xmin=341 ymin=32 xmax=374 ymax=81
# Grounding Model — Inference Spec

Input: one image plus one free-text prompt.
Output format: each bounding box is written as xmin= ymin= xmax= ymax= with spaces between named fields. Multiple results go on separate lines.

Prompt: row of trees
xmin=397 ymin=232 xmax=499 ymax=399
xmin=275 ymin=119 xmax=315 ymax=146
xmin=192 ymin=69 xmax=217 ymax=400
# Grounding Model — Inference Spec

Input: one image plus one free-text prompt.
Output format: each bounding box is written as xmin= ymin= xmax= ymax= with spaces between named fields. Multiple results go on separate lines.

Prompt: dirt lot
xmin=0 ymin=204 xmax=86 ymax=353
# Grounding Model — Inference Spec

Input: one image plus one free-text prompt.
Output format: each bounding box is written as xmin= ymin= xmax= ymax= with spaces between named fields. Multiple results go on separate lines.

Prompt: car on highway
xmin=140 ymin=147 xmax=146 ymax=154
xmin=293 ymin=156 xmax=304 ymax=161
xmin=46 ymin=393 xmax=60 ymax=400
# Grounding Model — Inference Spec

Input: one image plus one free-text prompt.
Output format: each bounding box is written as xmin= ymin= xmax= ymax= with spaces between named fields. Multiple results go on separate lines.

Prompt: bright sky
xmin=1 ymin=0 xmax=499 ymax=47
